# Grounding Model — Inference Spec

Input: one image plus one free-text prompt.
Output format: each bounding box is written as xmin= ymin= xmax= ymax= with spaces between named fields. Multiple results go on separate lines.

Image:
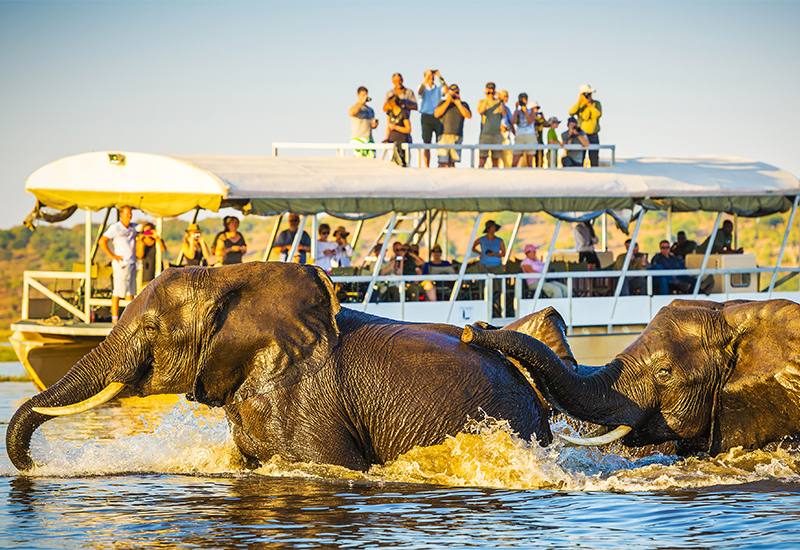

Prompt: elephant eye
xmin=656 ymin=366 xmax=672 ymax=381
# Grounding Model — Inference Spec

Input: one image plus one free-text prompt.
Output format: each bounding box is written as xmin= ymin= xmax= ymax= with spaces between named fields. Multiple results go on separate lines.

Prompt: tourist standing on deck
xmin=477 ymin=82 xmax=507 ymax=168
xmin=434 ymin=84 xmax=471 ymax=168
xmin=574 ymin=220 xmax=601 ymax=269
xmin=181 ymin=224 xmax=212 ymax=266
xmin=546 ymin=117 xmax=563 ymax=168
xmin=512 ymin=93 xmax=537 ymax=168
xmin=331 ymin=226 xmax=354 ymax=268
xmin=561 ymin=117 xmax=590 ymax=167
xmin=498 ymin=90 xmax=515 ymax=168
xmin=99 ymin=205 xmax=137 ymax=324
xmin=383 ymin=73 xmax=417 ymax=143
xmin=472 ymin=220 xmax=506 ymax=273
xmin=215 ymin=216 xmax=247 ymax=265
xmin=273 ymin=213 xmax=311 ymax=263
xmin=135 ymin=222 xmax=166 ymax=289
xmin=569 ymin=84 xmax=602 ymax=167
xmin=385 ymin=94 xmax=411 ymax=166
xmin=418 ymin=69 xmax=446 ymax=167
xmin=348 ymin=86 xmax=379 ymax=157
xmin=314 ymin=223 xmax=338 ymax=273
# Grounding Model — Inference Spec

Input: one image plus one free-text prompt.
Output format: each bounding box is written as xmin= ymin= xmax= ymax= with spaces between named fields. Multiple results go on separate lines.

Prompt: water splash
xmin=15 ymin=401 xmax=800 ymax=490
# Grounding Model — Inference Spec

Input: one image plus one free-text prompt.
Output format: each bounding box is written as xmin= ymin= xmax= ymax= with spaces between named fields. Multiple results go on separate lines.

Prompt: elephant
xmin=7 ymin=262 xmax=564 ymax=472
xmin=462 ymin=299 xmax=800 ymax=456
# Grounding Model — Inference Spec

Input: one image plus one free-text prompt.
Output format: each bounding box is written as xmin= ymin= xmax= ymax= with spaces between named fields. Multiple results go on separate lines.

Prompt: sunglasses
xmin=660 ymin=245 xmax=670 ymax=249
xmin=320 ymin=231 xmax=329 ymax=235
xmin=289 ymin=218 xmax=300 ymax=222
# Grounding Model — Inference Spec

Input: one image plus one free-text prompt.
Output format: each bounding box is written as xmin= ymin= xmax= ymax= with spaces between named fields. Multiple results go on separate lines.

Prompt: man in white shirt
xmin=99 ymin=206 xmax=138 ymax=323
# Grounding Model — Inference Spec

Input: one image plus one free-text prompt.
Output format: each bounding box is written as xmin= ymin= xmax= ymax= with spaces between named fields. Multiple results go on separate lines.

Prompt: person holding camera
xmin=385 ymin=94 xmax=411 ymax=167
xmin=512 ymin=93 xmax=538 ymax=168
xmin=561 ymin=117 xmax=590 ymax=167
xmin=434 ymin=84 xmax=471 ymax=168
xmin=477 ymin=82 xmax=508 ymax=168
xmin=332 ymin=226 xmax=354 ymax=268
xmin=181 ymin=223 xmax=211 ymax=267
xmin=348 ymin=86 xmax=379 ymax=157
xmin=569 ymin=84 xmax=602 ymax=166
xmin=215 ymin=215 xmax=247 ymax=265
xmin=418 ymin=69 xmax=447 ymax=167
xmin=136 ymin=222 xmax=167 ymax=287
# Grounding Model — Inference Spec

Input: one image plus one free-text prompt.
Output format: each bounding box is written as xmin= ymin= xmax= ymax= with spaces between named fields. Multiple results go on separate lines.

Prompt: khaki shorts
xmin=112 ymin=262 xmax=137 ymax=298
xmin=479 ymin=133 xmax=503 ymax=158
xmin=437 ymin=134 xmax=462 ymax=164
xmin=515 ymin=133 xmax=538 ymax=156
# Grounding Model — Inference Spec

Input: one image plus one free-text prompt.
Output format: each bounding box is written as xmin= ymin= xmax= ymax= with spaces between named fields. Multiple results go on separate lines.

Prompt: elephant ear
xmin=503 ymin=307 xmax=577 ymax=369
xmin=192 ymin=263 xmax=341 ymax=406
xmin=711 ymin=300 xmax=800 ymax=453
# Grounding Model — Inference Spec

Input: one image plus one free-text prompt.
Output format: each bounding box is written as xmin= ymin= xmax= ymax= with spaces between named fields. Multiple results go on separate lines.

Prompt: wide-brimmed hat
xmin=579 ymin=84 xmax=596 ymax=94
xmin=484 ymin=220 xmax=501 ymax=233
xmin=186 ymin=223 xmax=201 ymax=232
xmin=524 ymin=244 xmax=538 ymax=253
xmin=333 ymin=226 xmax=350 ymax=238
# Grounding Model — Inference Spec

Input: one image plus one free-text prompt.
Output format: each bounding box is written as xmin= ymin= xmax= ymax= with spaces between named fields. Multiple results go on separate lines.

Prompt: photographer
xmin=477 ymin=82 xmax=507 ymax=168
xmin=181 ymin=223 xmax=211 ymax=267
xmin=434 ymin=84 xmax=472 ymax=168
xmin=561 ymin=117 xmax=590 ymax=167
xmin=568 ymin=84 xmax=602 ymax=166
xmin=418 ymin=69 xmax=447 ymax=167
xmin=385 ymin=94 xmax=411 ymax=166
xmin=512 ymin=93 xmax=538 ymax=168
xmin=348 ymin=86 xmax=379 ymax=157
xmin=136 ymin=222 xmax=167 ymax=287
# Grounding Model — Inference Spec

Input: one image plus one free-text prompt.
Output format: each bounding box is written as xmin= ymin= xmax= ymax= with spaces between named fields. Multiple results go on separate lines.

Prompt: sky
xmin=1 ymin=0 xmax=799 ymax=229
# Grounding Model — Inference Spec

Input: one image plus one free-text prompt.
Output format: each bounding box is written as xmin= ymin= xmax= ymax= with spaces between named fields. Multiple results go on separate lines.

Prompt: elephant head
xmin=463 ymin=299 xmax=800 ymax=455
xmin=7 ymin=262 xmax=340 ymax=471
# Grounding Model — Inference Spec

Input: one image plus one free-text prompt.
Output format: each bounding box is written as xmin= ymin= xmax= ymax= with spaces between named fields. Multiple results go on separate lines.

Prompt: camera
xmin=193 ymin=233 xmax=200 ymax=240
xmin=395 ymin=256 xmax=403 ymax=262
xmin=142 ymin=230 xmax=153 ymax=236
xmin=366 ymin=96 xmax=372 ymax=102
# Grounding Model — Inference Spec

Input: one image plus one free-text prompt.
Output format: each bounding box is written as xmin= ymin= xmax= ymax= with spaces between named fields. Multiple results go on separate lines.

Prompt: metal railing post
xmin=608 ymin=211 xmax=646 ymax=332
xmin=692 ymin=213 xmax=723 ymax=297
xmin=532 ymin=220 xmax=562 ymax=310
xmin=446 ymin=213 xmax=483 ymax=323
xmin=768 ymin=195 xmax=800 ymax=297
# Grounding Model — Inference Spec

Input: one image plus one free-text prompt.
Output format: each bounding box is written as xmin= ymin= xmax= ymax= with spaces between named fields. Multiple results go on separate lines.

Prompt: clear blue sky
xmin=1 ymin=0 xmax=798 ymax=229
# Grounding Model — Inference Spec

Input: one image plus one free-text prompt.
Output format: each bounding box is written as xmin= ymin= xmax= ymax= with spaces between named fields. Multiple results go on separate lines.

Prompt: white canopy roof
xmin=26 ymin=151 xmax=800 ymax=218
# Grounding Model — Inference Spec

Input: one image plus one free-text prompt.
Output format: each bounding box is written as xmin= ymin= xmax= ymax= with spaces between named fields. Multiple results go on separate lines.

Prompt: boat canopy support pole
xmin=666 ymin=206 xmax=672 ymax=243
xmin=263 ymin=215 xmax=282 ymax=262
xmin=363 ymin=213 xmax=399 ymax=308
xmin=446 ymin=213 xmax=483 ymax=324
xmin=692 ymin=212 xmax=723 ymax=298
xmin=504 ymin=213 xmax=523 ymax=264
xmin=85 ymin=209 xmax=92 ymax=321
xmin=351 ymin=219 xmax=364 ymax=253
xmin=155 ymin=218 xmax=163 ymax=278
xmin=608 ymin=210 xmax=646 ymax=332
xmin=89 ymin=207 xmax=112 ymax=264
xmin=532 ymin=220 xmax=562 ymax=312
xmin=768 ymin=195 xmax=799 ymax=297
xmin=600 ymin=213 xmax=607 ymax=252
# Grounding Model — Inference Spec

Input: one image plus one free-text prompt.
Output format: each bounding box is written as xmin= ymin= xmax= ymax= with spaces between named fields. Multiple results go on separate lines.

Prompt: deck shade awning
xmin=25 ymin=152 xmax=800 ymax=218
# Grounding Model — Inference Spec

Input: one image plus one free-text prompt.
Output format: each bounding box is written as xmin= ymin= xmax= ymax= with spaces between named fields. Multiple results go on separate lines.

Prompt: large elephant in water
xmin=7 ymin=262 xmax=561 ymax=472
xmin=463 ymin=299 xmax=800 ymax=456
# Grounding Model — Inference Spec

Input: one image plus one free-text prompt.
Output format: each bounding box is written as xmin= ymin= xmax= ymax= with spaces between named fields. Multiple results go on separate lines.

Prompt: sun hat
xmin=483 ymin=220 xmax=501 ymax=233
xmin=579 ymin=84 xmax=596 ymax=94
xmin=333 ymin=226 xmax=350 ymax=238
xmin=547 ymin=117 xmax=561 ymax=125
xmin=524 ymin=244 xmax=538 ymax=253
xmin=186 ymin=223 xmax=201 ymax=232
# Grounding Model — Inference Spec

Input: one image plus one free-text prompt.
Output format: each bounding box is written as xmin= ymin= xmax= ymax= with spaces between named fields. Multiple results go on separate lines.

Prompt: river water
xmin=1 ymin=363 xmax=799 ymax=549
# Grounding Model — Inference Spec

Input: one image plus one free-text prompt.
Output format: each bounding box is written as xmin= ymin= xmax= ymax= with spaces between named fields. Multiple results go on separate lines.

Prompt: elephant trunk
xmin=462 ymin=325 xmax=633 ymax=427
xmin=6 ymin=333 xmax=134 ymax=471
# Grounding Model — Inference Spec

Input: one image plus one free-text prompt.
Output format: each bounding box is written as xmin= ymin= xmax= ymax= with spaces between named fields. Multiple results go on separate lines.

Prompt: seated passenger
xmin=421 ymin=244 xmax=454 ymax=302
xmin=314 ymin=223 xmax=339 ymax=273
xmin=521 ymin=245 xmax=569 ymax=298
xmin=652 ymin=239 xmax=713 ymax=295
xmin=181 ymin=224 xmax=211 ymax=266
xmin=696 ymin=220 xmax=743 ymax=255
xmin=561 ymin=117 xmax=589 ymax=167
xmin=670 ymin=230 xmax=697 ymax=258
xmin=612 ymin=239 xmax=647 ymax=295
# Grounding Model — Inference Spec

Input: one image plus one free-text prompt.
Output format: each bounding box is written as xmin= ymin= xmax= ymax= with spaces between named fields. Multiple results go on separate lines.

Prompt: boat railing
xmin=271 ymin=142 xmax=616 ymax=168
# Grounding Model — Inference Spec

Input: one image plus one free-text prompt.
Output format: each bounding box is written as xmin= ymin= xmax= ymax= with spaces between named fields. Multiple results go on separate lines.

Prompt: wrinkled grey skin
xmin=7 ymin=262 xmax=561 ymax=472
xmin=464 ymin=300 xmax=800 ymax=456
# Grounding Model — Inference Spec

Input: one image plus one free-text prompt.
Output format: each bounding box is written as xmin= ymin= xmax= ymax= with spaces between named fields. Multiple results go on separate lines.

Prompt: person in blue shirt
xmin=652 ymin=239 xmax=713 ymax=295
xmin=472 ymin=220 xmax=506 ymax=273
xmin=418 ymin=69 xmax=447 ymax=167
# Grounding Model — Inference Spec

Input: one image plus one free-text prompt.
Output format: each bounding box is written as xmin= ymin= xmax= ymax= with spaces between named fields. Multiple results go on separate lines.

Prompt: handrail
xmin=272 ymin=141 xmax=616 ymax=167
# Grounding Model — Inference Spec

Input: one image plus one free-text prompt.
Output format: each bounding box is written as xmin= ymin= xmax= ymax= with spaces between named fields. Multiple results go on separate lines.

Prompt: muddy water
xmin=2 ymin=380 xmax=799 ymax=548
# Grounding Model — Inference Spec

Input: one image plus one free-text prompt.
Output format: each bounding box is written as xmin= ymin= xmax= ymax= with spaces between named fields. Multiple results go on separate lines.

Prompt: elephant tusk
xmin=32 ymin=382 xmax=126 ymax=416
xmin=558 ymin=425 xmax=632 ymax=446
